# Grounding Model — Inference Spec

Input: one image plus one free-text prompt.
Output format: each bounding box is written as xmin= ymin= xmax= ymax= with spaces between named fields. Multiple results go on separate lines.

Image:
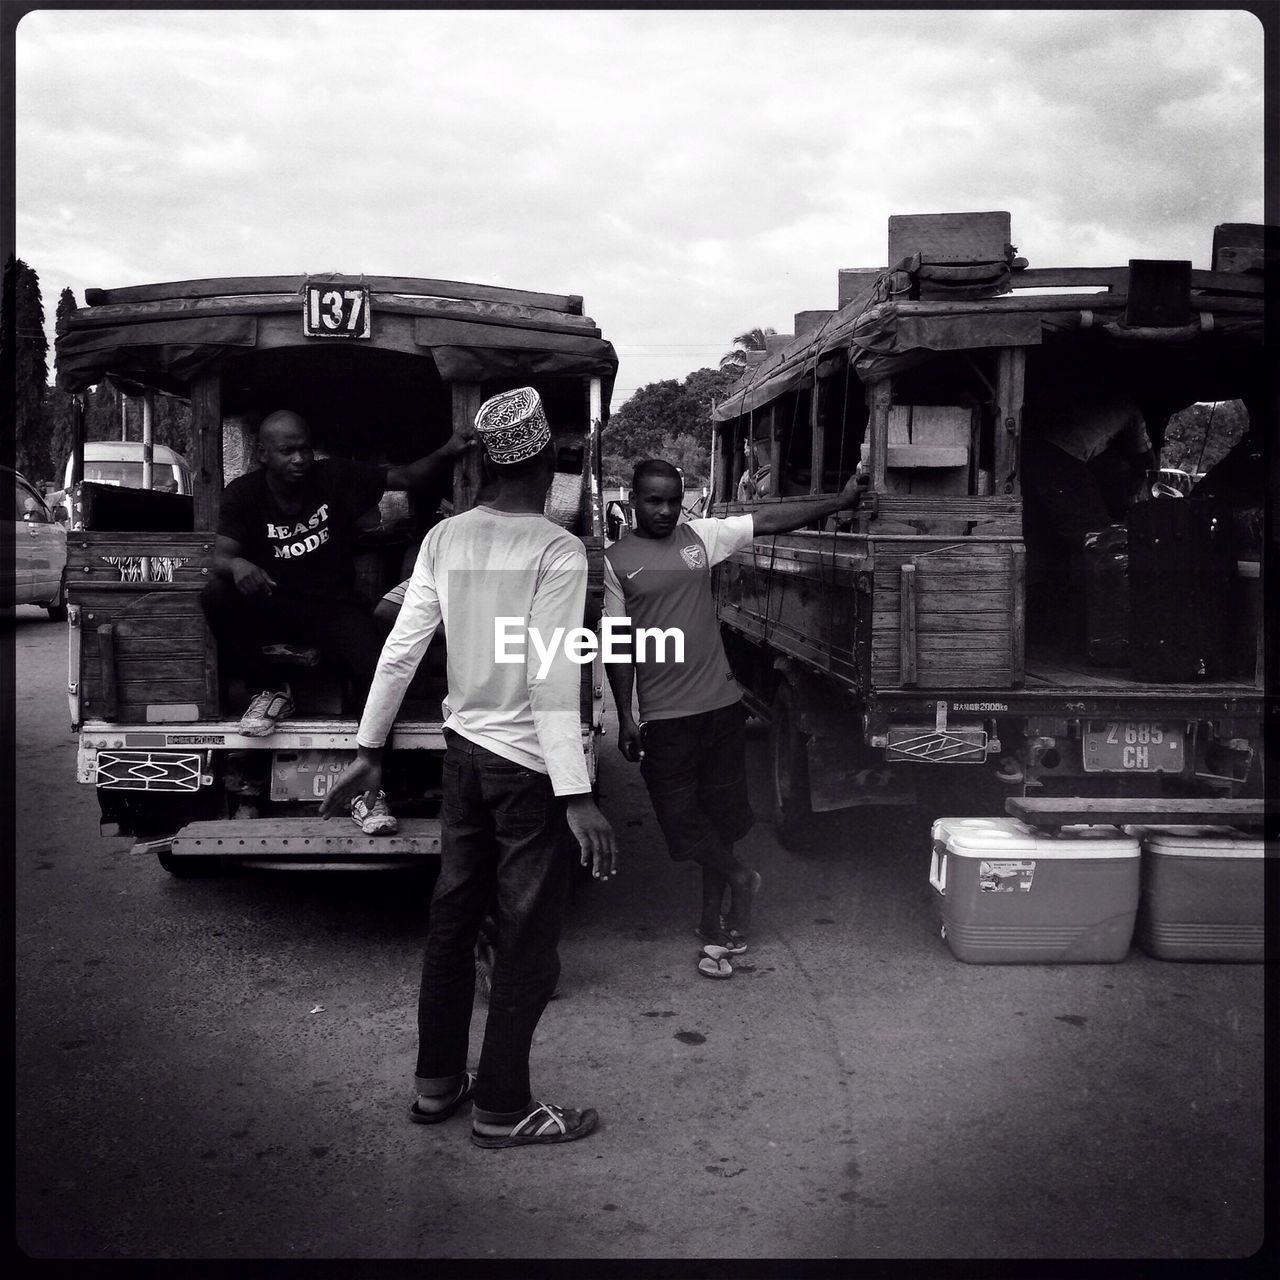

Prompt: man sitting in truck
xmin=202 ymin=409 xmax=472 ymax=828
xmin=604 ymin=458 xmax=871 ymax=970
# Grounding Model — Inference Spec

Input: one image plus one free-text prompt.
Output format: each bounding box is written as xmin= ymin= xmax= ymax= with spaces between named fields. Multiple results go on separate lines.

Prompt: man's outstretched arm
xmin=384 ymin=423 xmax=476 ymax=492
xmin=749 ymin=472 xmax=873 ymax=536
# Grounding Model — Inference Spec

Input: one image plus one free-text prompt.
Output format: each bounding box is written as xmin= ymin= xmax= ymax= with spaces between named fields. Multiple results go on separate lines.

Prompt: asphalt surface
xmin=11 ymin=605 xmax=1266 ymax=1260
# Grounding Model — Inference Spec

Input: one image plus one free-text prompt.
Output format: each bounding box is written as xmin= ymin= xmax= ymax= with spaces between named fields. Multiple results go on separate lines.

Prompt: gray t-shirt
xmin=603 ymin=515 xmax=755 ymax=721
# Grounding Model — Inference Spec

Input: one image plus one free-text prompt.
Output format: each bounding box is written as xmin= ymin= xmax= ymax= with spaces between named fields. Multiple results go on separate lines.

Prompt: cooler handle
xmin=929 ymin=844 xmax=947 ymax=896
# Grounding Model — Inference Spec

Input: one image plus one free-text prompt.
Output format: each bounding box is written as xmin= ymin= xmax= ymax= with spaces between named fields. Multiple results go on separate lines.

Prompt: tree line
xmin=2 ymin=257 xmax=191 ymax=489
xmin=601 ymin=328 xmax=772 ymax=489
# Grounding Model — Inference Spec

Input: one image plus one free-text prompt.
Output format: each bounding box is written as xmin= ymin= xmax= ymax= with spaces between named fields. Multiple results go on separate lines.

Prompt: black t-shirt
xmin=218 ymin=459 xmax=387 ymax=598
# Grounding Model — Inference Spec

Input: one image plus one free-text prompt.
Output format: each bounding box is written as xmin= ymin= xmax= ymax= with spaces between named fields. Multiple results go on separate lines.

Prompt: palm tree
xmin=719 ymin=325 xmax=778 ymax=371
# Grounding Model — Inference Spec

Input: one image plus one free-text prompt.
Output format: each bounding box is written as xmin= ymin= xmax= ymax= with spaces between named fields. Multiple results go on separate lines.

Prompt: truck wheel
xmin=156 ymin=848 xmax=226 ymax=878
xmin=45 ymin=571 xmax=67 ymax=622
xmin=770 ymin=683 xmax=812 ymax=847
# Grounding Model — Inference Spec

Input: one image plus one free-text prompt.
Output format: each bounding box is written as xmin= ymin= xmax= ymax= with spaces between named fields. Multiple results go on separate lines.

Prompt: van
xmin=64 ymin=441 xmax=193 ymax=498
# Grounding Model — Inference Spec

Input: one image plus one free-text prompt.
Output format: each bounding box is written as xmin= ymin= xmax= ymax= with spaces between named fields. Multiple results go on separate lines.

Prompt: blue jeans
xmin=414 ymin=730 xmax=572 ymax=1116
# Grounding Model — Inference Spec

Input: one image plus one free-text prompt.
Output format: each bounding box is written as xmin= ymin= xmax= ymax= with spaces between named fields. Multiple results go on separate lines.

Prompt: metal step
xmin=169 ymin=817 xmax=442 ymax=858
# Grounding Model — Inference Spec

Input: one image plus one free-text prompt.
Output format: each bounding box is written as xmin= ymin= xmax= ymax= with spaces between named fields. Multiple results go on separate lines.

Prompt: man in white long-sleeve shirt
xmin=323 ymin=386 xmax=616 ymax=1150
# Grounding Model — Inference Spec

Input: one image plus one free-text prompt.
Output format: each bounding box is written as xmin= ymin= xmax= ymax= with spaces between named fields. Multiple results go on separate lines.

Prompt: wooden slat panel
xmin=84 ymin=678 xmax=208 ymax=701
xmin=97 ymin=624 xmax=118 ymax=720
xmin=111 ymin=658 xmax=208 ymax=680
xmin=874 ymin=593 xmax=1012 ymax=620
xmin=899 ymin=563 xmax=917 ymax=685
xmin=1010 ymin=543 xmax=1026 ymax=684
xmin=191 ymin=370 xmax=221 ymax=531
xmin=79 ymin=611 xmax=206 ymax=638
xmin=102 ymin=636 xmax=207 ymax=655
xmin=874 ymin=612 xmax=1012 ymax=634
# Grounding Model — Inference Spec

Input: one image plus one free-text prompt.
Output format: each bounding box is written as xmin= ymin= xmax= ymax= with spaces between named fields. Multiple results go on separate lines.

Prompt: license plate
xmin=303 ymin=284 xmax=371 ymax=338
xmin=270 ymin=750 xmax=355 ymax=801
xmin=1082 ymin=721 xmax=1184 ymax=773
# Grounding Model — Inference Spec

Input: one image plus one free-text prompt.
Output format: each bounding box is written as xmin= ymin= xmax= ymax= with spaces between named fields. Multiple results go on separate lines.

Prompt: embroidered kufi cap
xmin=474 ymin=387 xmax=551 ymax=465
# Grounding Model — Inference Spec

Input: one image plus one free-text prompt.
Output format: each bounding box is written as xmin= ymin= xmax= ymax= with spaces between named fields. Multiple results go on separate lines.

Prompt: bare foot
xmin=726 ymin=870 xmax=762 ymax=936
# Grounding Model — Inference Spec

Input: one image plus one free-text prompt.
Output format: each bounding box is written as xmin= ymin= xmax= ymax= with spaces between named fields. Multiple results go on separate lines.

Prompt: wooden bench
xmin=1007 ymin=796 xmax=1267 ymax=832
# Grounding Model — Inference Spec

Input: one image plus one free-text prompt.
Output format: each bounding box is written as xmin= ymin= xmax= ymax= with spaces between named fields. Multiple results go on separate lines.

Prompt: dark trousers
xmin=200 ymin=576 xmax=384 ymax=707
xmin=639 ymin=702 xmax=754 ymax=875
xmin=415 ymin=731 xmax=572 ymax=1115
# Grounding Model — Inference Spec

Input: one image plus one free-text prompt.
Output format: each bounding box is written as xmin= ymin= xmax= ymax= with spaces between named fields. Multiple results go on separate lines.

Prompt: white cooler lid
xmin=1129 ymin=825 xmax=1266 ymax=858
xmin=1029 ymin=824 xmax=1139 ymax=858
xmin=932 ymin=817 xmax=1039 ymax=857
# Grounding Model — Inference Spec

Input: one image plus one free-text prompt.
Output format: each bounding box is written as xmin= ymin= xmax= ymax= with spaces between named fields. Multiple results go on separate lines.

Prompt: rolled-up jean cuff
xmin=416 ymin=1073 xmax=464 ymax=1097
xmin=473 ymin=1099 xmax=534 ymax=1125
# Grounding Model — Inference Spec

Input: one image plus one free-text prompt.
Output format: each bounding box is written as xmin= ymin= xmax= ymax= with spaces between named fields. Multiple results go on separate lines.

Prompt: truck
xmin=54 ymin=273 xmax=616 ymax=873
xmin=706 ymin=213 xmax=1268 ymax=839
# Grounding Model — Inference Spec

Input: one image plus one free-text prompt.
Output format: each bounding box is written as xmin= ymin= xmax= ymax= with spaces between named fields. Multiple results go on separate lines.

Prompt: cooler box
xmin=929 ymin=818 xmax=1139 ymax=963
xmin=1127 ymin=826 xmax=1265 ymax=962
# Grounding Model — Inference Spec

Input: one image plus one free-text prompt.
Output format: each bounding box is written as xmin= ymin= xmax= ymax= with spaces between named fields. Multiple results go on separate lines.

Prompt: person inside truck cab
xmin=202 ymin=407 xmax=472 ymax=776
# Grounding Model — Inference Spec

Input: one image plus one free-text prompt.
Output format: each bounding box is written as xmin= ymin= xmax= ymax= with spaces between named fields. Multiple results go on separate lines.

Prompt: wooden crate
xmin=871 ymin=539 xmax=1025 ymax=689
xmin=67 ymin=533 xmax=217 ymax=722
xmin=887 ymin=212 xmax=1011 ymax=266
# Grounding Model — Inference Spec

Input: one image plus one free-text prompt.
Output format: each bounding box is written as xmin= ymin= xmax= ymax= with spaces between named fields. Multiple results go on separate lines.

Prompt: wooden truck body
xmin=54 ymin=274 xmax=616 ymax=872
xmin=707 ymin=215 xmax=1268 ymax=838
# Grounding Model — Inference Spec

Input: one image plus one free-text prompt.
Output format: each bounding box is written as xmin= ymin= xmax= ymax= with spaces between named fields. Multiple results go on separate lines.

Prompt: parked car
xmin=50 ymin=441 xmax=193 ymax=521
xmin=4 ymin=465 xmax=68 ymax=619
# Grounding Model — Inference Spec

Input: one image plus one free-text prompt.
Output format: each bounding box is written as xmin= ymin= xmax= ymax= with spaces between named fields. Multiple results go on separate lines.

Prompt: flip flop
xmin=409 ymin=1071 xmax=476 ymax=1125
xmin=697 ymin=953 xmax=733 ymax=979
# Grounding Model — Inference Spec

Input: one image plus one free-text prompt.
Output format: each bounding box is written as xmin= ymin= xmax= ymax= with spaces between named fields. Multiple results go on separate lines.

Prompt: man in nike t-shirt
xmin=604 ymin=459 xmax=870 ymax=959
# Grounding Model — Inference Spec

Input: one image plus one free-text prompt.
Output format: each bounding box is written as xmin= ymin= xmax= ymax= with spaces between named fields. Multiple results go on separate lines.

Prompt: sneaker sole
xmin=356 ymin=819 xmax=399 ymax=836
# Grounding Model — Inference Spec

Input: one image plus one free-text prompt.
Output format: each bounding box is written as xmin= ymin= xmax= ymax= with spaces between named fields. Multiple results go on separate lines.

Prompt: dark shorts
xmin=639 ymin=701 xmax=754 ymax=863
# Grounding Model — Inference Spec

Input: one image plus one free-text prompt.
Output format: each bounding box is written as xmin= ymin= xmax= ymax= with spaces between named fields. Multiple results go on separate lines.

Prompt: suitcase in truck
xmin=1083 ymin=524 xmax=1129 ymax=666
xmin=1126 ymin=498 xmax=1233 ymax=681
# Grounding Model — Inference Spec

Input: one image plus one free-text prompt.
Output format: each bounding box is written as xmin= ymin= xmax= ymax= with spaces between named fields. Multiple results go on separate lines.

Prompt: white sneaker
xmin=238 ymin=688 xmax=294 ymax=737
xmin=352 ymin=790 xmax=398 ymax=835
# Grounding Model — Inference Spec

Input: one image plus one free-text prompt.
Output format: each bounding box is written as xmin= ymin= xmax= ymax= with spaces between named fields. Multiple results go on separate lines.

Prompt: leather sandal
xmin=471 ymin=1101 xmax=598 ymax=1149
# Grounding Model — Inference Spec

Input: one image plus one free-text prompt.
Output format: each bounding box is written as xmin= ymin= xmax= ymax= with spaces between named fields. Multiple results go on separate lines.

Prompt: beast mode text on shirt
xmin=268 ymin=504 xmax=332 ymax=558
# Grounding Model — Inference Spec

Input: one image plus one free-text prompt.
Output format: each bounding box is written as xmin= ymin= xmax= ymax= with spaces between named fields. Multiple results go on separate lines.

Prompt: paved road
xmin=12 ymin=606 xmax=1264 ymax=1259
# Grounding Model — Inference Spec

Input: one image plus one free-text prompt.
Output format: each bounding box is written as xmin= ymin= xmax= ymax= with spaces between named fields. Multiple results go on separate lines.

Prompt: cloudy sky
xmin=15 ymin=7 xmax=1265 ymax=404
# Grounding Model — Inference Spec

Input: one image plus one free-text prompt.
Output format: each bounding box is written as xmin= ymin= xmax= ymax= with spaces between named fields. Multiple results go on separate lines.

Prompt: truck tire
xmin=45 ymin=570 xmax=67 ymax=622
xmin=770 ymin=683 xmax=813 ymax=847
xmin=156 ymin=848 xmax=227 ymax=878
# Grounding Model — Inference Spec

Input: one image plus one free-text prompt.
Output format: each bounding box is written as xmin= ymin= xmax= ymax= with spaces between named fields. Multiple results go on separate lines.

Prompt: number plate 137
xmin=304 ymin=284 xmax=371 ymax=338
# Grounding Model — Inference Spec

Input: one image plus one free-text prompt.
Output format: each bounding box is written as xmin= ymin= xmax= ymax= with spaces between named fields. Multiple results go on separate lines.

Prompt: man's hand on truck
xmin=320 ymin=747 xmax=382 ymax=820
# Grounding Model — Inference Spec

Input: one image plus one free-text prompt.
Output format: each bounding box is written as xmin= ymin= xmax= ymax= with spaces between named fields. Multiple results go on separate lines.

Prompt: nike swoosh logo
xmin=626 ymin=567 xmax=644 ymax=579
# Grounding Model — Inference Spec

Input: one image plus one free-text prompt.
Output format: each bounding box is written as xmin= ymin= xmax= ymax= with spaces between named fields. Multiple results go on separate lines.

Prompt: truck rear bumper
xmin=146 ymin=816 xmax=443 ymax=868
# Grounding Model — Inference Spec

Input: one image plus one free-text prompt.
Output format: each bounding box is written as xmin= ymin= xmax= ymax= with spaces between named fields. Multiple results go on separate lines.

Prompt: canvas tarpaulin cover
xmin=57 ymin=311 xmax=618 ymax=401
